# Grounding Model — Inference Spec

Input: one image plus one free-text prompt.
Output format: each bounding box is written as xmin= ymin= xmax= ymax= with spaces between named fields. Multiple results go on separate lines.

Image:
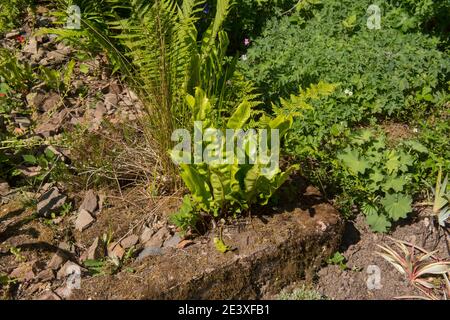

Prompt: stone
xmin=19 ymin=166 xmax=41 ymax=178
xmin=144 ymin=227 xmax=169 ymax=248
xmin=45 ymin=146 xmax=66 ymax=161
xmin=23 ymin=37 xmax=38 ymax=55
xmin=36 ymin=269 xmax=55 ymax=282
xmin=35 ymin=290 xmax=61 ymax=300
xmin=46 ymin=50 xmax=66 ymax=64
xmin=93 ymin=102 xmax=107 ymax=121
xmin=81 ymin=237 xmax=104 ymax=261
xmin=97 ymin=193 xmax=106 ymax=214
xmin=5 ymin=31 xmax=20 ymax=39
xmin=34 ymin=121 xmax=59 ymax=137
xmin=140 ymin=227 xmax=154 ymax=244
xmin=79 ymin=190 xmax=98 ymax=214
xmin=37 ymin=187 xmax=67 ymax=217
xmin=120 ymin=235 xmax=139 ymax=249
xmin=163 ymin=234 xmax=182 ymax=248
xmin=136 ymin=247 xmax=164 ymax=261
xmin=47 ymin=249 xmax=68 ymax=270
xmin=40 ymin=92 xmax=60 ymax=112
xmin=104 ymin=93 xmax=118 ymax=109
xmin=177 ymin=240 xmax=195 ymax=249
xmin=31 ymin=48 xmax=46 ymax=64
xmin=128 ymin=90 xmax=139 ymax=102
xmin=107 ymin=243 xmax=125 ymax=260
xmin=72 ymin=80 xmax=83 ymax=91
xmin=15 ymin=117 xmax=31 ymax=129
xmin=56 ymin=261 xmax=81 ymax=280
xmin=75 ymin=209 xmax=95 ymax=231
xmin=56 ymin=42 xmax=71 ymax=55
xmin=26 ymin=92 xmax=46 ymax=108
xmin=0 ymin=180 xmax=10 ymax=196
xmin=121 ymin=96 xmax=133 ymax=106
xmin=102 ymin=82 xmax=122 ymax=95
xmin=10 ymin=263 xmax=35 ymax=282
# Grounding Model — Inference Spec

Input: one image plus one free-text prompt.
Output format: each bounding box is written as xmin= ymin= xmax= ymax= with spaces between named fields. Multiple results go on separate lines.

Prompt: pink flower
xmin=244 ymin=38 xmax=250 ymax=46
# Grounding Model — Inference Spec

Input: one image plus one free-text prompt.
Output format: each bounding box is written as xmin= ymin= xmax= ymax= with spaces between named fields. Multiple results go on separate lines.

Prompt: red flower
xmin=16 ymin=35 xmax=25 ymax=43
xmin=0 ymin=93 xmax=6 ymax=97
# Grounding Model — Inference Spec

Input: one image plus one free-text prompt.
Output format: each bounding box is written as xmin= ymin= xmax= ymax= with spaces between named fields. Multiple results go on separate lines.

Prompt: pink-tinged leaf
xmin=394 ymin=295 xmax=431 ymax=300
xmin=414 ymin=278 xmax=436 ymax=289
xmin=376 ymin=245 xmax=406 ymax=266
xmin=418 ymin=250 xmax=439 ymax=262
xmin=376 ymin=252 xmax=406 ymax=275
xmin=416 ymin=262 xmax=450 ymax=277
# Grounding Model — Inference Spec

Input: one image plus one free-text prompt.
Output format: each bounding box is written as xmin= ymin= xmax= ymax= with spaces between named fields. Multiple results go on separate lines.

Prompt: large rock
xmin=71 ymin=200 xmax=344 ymax=300
xmin=0 ymin=180 xmax=10 ymax=196
xmin=74 ymin=209 xmax=95 ymax=232
xmin=80 ymin=237 xmax=104 ymax=261
xmin=23 ymin=37 xmax=38 ymax=55
xmin=79 ymin=190 xmax=98 ymax=214
xmin=120 ymin=235 xmax=139 ymax=249
xmin=37 ymin=187 xmax=67 ymax=217
xmin=10 ymin=262 xmax=36 ymax=282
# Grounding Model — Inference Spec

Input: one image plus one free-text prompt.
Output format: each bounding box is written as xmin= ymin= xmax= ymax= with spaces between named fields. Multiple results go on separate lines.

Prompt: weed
xmin=327 ymin=252 xmax=348 ymax=270
xmin=9 ymin=246 xmax=25 ymax=262
xmin=278 ymin=285 xmax=326 ymax=300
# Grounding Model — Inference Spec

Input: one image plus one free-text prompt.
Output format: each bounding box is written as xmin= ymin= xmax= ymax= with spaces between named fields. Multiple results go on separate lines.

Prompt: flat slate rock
xmin=37 ymin=187 xmax=67 ymax=217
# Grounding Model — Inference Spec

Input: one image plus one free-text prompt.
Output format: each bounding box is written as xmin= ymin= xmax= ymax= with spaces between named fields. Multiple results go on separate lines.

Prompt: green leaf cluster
xmin=170 ymin=86 xmax=300 ymax=232
xmin=335 ymin=130 xmax=426 ymax=232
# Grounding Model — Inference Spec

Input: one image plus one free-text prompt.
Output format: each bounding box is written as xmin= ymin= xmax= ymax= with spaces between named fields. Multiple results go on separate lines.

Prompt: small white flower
xmin=241 ymin=54 xmax=248 ymax=61
xmin=344 ymin=89 xmax=353 ymax=97
xmin=413 ymin=128 xmax=419 ymax=133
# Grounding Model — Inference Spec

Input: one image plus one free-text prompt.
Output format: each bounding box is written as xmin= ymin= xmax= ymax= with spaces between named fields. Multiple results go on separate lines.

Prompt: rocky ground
xmin=0 ymin=5 xmax=449 ymax=301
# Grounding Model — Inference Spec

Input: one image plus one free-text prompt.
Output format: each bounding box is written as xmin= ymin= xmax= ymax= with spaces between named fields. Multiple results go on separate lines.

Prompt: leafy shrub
xmin=415 ymin=106 xmax=450 ymax=177
xmin=203 ymin=0 xmax=299 ymax=52
xmin=388 ymin=0 xmax=450 ymax=40
xmin=170 ymin=82 xmax=335 ymax=232
xmin=240 ymin=0 xmax=449 ymax=117
xmin=330 ymin=129 xmax=428 ymax=232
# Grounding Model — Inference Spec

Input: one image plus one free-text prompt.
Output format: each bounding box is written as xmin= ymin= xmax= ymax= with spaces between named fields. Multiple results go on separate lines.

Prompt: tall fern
xmin=45 ymin=0 xmax=235 ymax=187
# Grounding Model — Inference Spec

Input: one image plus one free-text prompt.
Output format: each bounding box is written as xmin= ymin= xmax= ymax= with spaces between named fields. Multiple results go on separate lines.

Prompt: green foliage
xmin=204 ymin=0 xmax=299 ymax=52
xmin=0 ymin=0 xmax=31 ymax=34
xmin=213 ymin=236 xmax=232 ymax=253
xmin=278 ymin=284 xmax=325 ymax=300
xmin=170 ymin=87 xmax=298 ymax=231
xmin=0 ymin=49 xmax=35 ymax=92
xmin=240 ymin=0 xmax=449 ymax=118
xmin=327 ymin=252 xmax=348 ymax=270
xmin=39 ymin=59 xmax=76 ymax=93
xmin=388 ymin=0 xmax=450 ymax=40
xmin=9 ymin=246 xmax=25 ymax=262
xmin=415 ymin=107 xmax=450 ymax=176
xmin=333 ymin=130 xmax=423 ymax=232
xmin=430 ymin=168 xmax=450 ymax=227
xmin=45 ymin=0 xmax=237 ymax=186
